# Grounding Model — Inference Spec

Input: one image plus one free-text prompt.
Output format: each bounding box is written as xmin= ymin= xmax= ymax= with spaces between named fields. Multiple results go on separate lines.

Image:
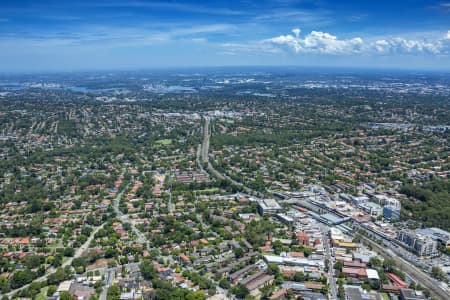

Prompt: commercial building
xmin=276 ymin=213 xmax=294 ymax=225
xmin=415 ymin=227 xmax=450 ymax=247
xmin=319 ymin=213 xmax=350 ymax=225
xmin=344 ymin=286 xmax=372 ymax=300
xmin=373 ymin=195 xmax=401 ymax=208
xmin=359 ymin=202 xmax=383 ymax=216
xmin=330 ymin=227 xmax=345 ymax=241
xmin=350 ymin=195 xmax=370 ymax=207
xmin=399 ymin=289 xmax=426 ymax=300
xmin=263 ymin=255 xmax=324 ymax=269
xmin=383 ymin=205 xmax=401 ymax=220
xmin=257 ymin=199 xmax=282 ymax=215
xmin=397 ymin=230 xmax=438 ymax=257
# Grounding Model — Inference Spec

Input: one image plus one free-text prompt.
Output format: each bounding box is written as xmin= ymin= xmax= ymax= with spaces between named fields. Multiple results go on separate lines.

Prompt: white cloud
xmin=266 ymin=30 xmax=364 ymax=54
xmin=0 ymin=23 xmax=234 ymax=51
xmin=264 ymin=28 xmax=450 ymax=56
xmin=371 ymin=38 xmax=441 ymax=54
xmin=191 ymin=38 xmax=207 ymax=43
xmin=220 ymin=42 xmax=282 ymax=54
xmin=253 ymin=10 xmax=333 ymax=27
xmin=433 ymin=2 xmax=450 ymax=13
xmin=172 ymin=24 xmax=234 ymax=36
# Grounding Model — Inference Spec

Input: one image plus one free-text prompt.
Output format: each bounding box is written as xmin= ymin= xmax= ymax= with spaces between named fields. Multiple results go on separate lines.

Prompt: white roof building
xmin=263 ymin=255 xmax=324 ymax=269
xmin=57 ymin=280 xmax=73 ymax=292
xmin=257 ymin=199 xmax=282 ymax=215
xmin=330 ymin=227 xmax=345 ymax=241
xmin=366 ymin=269 xmax=380 ymax=280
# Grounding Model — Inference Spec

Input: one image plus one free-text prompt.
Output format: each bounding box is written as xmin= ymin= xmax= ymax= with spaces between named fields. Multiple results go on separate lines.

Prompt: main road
xmin=295 ymin=198 xmax=448 ymax=300
xmin=201 ymin=117 xmax=210 ymax=165
xmin=357 ymin=231 xmax=448 ymax=300
xmin=199 ymin=115 xmax=448 ymax=299
xmin=200 ymin=116 xmax=264 ymax=198
xmin=321 ymin=227 xmax=337 ymax=300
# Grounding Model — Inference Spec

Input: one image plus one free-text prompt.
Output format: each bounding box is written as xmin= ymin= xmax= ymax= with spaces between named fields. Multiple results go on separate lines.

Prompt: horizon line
xmin=1 ymin=64 xmax=450 ymax=75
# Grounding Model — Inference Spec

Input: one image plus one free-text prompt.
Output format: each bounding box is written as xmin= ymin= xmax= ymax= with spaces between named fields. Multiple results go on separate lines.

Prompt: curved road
xmin=1 ymin=187 xmax=133 ymax=298
xmin=200 ymin=116 xmax=263 ymax=198
xmin=2 ymin=223 xmax=106 ymax=298
xmin=112 ymin=182 xmax=147 ymax=245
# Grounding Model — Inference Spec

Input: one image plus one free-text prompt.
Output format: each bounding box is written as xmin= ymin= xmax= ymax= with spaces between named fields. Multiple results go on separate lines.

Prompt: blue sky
xmin=0 ymin=0 xmax=449 ymax=71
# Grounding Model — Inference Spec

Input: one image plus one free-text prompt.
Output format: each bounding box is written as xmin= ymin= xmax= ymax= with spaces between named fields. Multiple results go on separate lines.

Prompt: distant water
xmin=0 ymin=83 xmax=129 ymax=94
xmin=67 ymin=86 xmax=126 ymax=93
xmin=0 ymin=82 xmax=25 ymax=90
xmin=144 ymin=85 xmax=197 ymax=93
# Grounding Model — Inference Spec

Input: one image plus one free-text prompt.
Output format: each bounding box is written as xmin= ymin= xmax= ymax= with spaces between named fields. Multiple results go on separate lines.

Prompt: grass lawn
xmin=196 ymin=188 xmax=220 ymax=193
xmin=47 ymin=240 xmax=63 ymax=250
xmin=35 ymin=287 xmax=48 ymax=300
xmin=155 ymin=139 xmax=172 ymax=146
xmin=379 ymin=292 xmax=390 ymax=300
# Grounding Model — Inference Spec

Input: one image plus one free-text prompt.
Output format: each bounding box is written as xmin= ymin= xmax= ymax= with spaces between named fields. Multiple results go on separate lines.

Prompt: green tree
xmin=267 ymin=263 xmax=280 ymax=276
xmin=0 ymin=277 xmax=10 ymax=293
xmin=431 ymin=266 xmax=446 ymax=281
xmin=382 ymin=258 xmax=396 ymax=270
xmin=230 ymin=285 xmax=250 ymax=299
xmin=10 ymin=271 xmax=35 ymax=289
xmin=369 ymin=257 xmax=381 ymax=268
xmin=234 ymin=247 xmax=244 ymax=259
xmin=64 ymin=247 xmax=75 ymax=257
xmin=47 ymin=285 xmax=57 ymax=296
xmin=107 ymin=284 xmax=120 ymax=300
xmin=60 ymin=291 xmax=76 ymax=300
xmin=334 ymin=261 xmax=343 ymax=271
xmin=140 ymin=260 xmax=157 ymax=280
xmin=219 ymin=278 xmax=230 ymax=289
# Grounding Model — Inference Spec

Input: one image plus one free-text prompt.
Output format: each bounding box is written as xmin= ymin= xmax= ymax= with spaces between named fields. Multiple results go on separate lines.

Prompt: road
xmin=196 ymin=143 xmax=204 ymax=172
xmin=99 ymin=269 xmax=115 ymax=300
xmin=2 ymin=222 xmax=106 ymax=298
xmin=357 ymin=232 xmax=448 ymax=300
xmin=129 ymin=117 xmax=449 ymax=299
xmin=1 ymin=185 xmax=137 ymax=298
xmin=200 ymin=116 xmax=263 ymax=198
xmin=295 ymin=199 xmax=448 ymax=300
xmin=112 ymin=183 xmax=147 ymax=245
xmin=201 ymin=117 xmax=210 ymax=164
xmin=167 ymin=187 xmax=174 ymax=213
xmin=112 ymin=180 xmax=178 ymax=268
xmin=98 ymin=262 xmax=141 ymax=300
xmin=321 ymin=228 xmax=337 ymax=300
xmin=66 ymin=224 xmax=106 ymax=267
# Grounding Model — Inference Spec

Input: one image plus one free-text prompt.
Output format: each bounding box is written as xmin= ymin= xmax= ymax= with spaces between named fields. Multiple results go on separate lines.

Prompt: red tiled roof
xmin=342 ymin=267 xmax=367 ymax=277
xmin=344 ymin=261 xmax=367 ymax=268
